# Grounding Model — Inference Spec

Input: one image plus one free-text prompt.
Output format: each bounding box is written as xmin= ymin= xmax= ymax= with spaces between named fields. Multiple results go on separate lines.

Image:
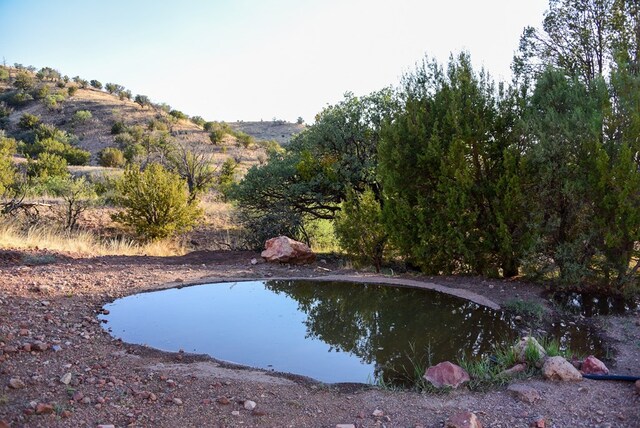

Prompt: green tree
xmin=134 ymin=94 xmax=150 ymax=108
xmin=379 ymin=53 xmax=530 ymax=276
xmin=27 ymin=152 xmax=69 ymax=179
xmin=112 ymin=163 xmax=202 ymax=240
xmin=105 ymin=83 xmax=123 ymax=94
xmin=90 ymin=79 xmax=103 ymax=89
xmin=334 ymin=187 xmax=387 ymax=272
xmin=14 ymin=71 xmax=34 ymax=90
xmin=0 ymin=132 xmax=17 ymax=195
xmin=167 ymin=145 xmax=217 ymax=202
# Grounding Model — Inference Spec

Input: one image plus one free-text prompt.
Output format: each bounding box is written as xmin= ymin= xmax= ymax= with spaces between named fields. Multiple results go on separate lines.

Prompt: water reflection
xmin=100 ymin=280 xmax=604 ymax=385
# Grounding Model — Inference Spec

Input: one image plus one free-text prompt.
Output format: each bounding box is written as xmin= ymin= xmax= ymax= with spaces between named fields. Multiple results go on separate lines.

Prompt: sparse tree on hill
xmin=167 ymin=144 xmax=217 ymax=203
xmin=14 ymin=71 xmax=34 ymax=91
xmin=90 ymin=80 xmax=103 ymax=89
xmin=105 ymin=83 xmax=124 ymax=94
xmin=134 ymin=94 xmax=150 ymax=109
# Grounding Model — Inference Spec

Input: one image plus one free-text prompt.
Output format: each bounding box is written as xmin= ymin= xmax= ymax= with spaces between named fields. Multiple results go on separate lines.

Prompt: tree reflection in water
xmin=265 ymin=280 xmax=517 ymax=385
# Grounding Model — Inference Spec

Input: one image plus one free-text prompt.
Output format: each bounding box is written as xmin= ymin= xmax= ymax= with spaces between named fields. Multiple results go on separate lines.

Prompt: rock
xmin=217 ymin=396 xmax=230 ymax=405
xmin=32 ymin=341 xmax=48 ymax=352
xmin=498 ymin=363 xmax=527 ymax=377
xmin=635 ymin=379 xmax=640 ymax=395
xmin=250 ymin=258 xmax=258 ymax=265
xmin=336 ymin=425 xmax=356 ymax=428
xmin=530 ymin=416 xmax=546 ymax=427
xmin=0 ymin=420 xmax=8 ymax=428
xmin=35 ymin=403 xmax=54 ymax=414
xmin=97 ymin=425 xmax=116 ymax=428
xmin=507 ymin=383 xmax=541 ymax=404
xmin=172 ymin=397 xmax=183 ymax=405
xmin=261 ymin=236 xmax=316 ymax=264
xmin=231 ymin=410 xmax=240 ymax=416
xmin=513 ymin=337 xmax=546 ymax=364
xmin=9 ymin=377 xmax=25 ymax=389
xmin=244 ymin=400 xmax=256 ymax=411
xmin=372 ymin=409 xmax=384 ymax=417
xmin=581 ymin=355 xmax=609 ymax=375
xmin=543 ymin=356 xmax=582 ymax=381
xmin=424 ymin=361 xmax=470 ymax=389
xmin=252 ymin=409 xmax=267 ymax=416
xmin=445 ymin=411 xmax=483 ymax=428
xmin=60 ymin=372 xmax=72 ymax=385
xmin=72 ymin=391 xmax=84 ymax=402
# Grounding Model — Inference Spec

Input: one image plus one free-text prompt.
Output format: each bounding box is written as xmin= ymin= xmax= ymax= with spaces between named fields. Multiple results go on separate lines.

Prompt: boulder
xmin=445 ymin=411 xmax=483 ymax=428
xmin=513 ymin=337 xmax=547 ymax=364
xmin=507 ymin=383 xmax=541 ymax=404
xmin=498 ymin=363 xmax=527 ymax=378
xmin=261 ymin=236 xmax=316 ymax=264
xmin=542 ymin=356 xmax=582 ymax=381
xmin=580 ymin=355 xmax=609 ymax=375
xmin=424 ymin=361 xmax=470 ymax=389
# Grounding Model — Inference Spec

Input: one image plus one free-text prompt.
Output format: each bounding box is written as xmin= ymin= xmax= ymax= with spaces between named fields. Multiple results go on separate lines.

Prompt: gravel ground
xmin=0 ymin=249 xmax=638 ymax=427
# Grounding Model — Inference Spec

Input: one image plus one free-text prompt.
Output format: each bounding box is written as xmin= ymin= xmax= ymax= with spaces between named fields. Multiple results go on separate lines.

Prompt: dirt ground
xmin=0 ymin=249 xmax=638 ymax=427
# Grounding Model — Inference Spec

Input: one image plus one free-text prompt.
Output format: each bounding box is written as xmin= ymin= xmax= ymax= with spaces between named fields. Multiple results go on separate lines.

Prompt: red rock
xmin=35 ymin=403 xmax=54 ymax=414
xmin=530 ymin=416 xmax=546 ymax=427
xmin=18 ymin=329 xmax=29 ymax=336
xmin=22 ymin=343 xmax=31 ymax=352
xmin=498 ymin=363 xmax=527 ymax=377
xmin=217 ymin=396 xmax=230 ymax=405
xmin=581 ymin=355 xmax=609 ymax=375
xmin=252 ymin=409 xmax=267 ymax=416
xmin=446 ymin=411 xmax=483 ymax=428
xmin=8 ymin=377 xmax=25 ymax=389
xmin=261 ymin=236 xmax=316 ymax=264
xmin=635 ymin=379 xmax=640 ymax=395
xmin=72 ymin=391 xmax=84 ymax=402
xmin=424 ymin=361 xmax=470 ymax=388
xmin=0 ymin=420 xmax=9 ymax=428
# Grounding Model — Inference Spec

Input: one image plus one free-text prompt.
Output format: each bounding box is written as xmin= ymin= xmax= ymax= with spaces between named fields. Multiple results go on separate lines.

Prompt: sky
xmin=0 ymin=0 xmax=549 ymax=123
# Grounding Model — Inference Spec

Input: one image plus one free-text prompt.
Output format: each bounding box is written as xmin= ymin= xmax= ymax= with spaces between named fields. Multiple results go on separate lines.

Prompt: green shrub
xmin=169 ymin=109 xmax=187 ymax=120
xmin=112 ymin=163 xmax=202 ymax=240
xmin=118 ymin=89 xmax=132 ymax=100
xmin=209 ymin=129 xmax=225 ymax=144
xmin=203 ymin=121 xmax=216 ymax=131
xmin=72 ymin=110 xmax=92 ymax=123
xmin=235 ymin=131 xmax=255 ymax=148
xmin=90 ymin=80 xmax=102 ymax=89
xmin=190 ymin=116 xmax=206 ymax=127
xmin=14 ymin=71 xmax=34 ymax=90
xmin=111 ymin=121 xmax=127 ymax=135
xmin=32 ymin=84 xmax=50 ymax=100
xmin=134 ymin=94 xmax=150 ymax=108
xmin=27 ymin=152 xmax=69 ymax=179
xmin=67 ymin=86 xmax=78 ymax=96
xmin=0 ymin=132 xmax=17 ymax=194
xmin=334 ymin=187 xmax=387 ymax=272
xmin=18 ymin=113 xmax=41 ymax=130
xmin=62 ymin=146 xmax=91 ymax=165
xmin=0 ymin=68 xmax=9 ymax=81
xmin=105 ymin=83 xmax=123 ymax=94
xmin=10 ymin=91 xmax=34 ymax=106
xmin=98 ymin=147 xmax=125 ymax=167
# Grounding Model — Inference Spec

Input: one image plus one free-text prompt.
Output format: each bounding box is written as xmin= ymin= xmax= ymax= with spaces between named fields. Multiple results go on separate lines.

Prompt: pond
xmin=99 ymin=279 xmax=603 ymax=385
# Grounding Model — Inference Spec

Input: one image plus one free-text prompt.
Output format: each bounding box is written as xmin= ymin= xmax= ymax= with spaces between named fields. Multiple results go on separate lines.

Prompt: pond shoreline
xmin=0 ymin=248 xmax=638 ymax=427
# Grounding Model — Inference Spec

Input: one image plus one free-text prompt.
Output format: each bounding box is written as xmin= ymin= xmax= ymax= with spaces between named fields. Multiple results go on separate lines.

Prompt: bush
xmin=14 ymin=71 xmax=34 ymax=90
xmin=134 ymin=94 xmax=150 ymax=108
xmin=32 ymin=84 xmax=50 ymax=100
xmin=111 ymin=121 xmax=127 ymax=135
xmin=0 ymin=68 xmax=9 ymax=81
xmin=203 ymin=121 xmax=216 ymax=131
xmin=90 ymin=80 xmax=102 ymax=89
xmin=105 ymin=83 xmax=123 ymax=94
xmin=98 ymin=147 xmax=125 ymax=167
xmin=67 ymin=86 xmax=78 ymax=96
xmin=112 ymin=163 xmax=202 ymax=240
xmin=209 ymin=129 xmax=225 ymax=144
xmin=62 ymin=146 xmax=91 ymax=165
xmin=27 ymin=152 xmax=69 ymax=179
xmin=235 ymin=131 xmax=255 ymax=148
xmin=10 ymin=91 xmax=34 ymax=106
xmin=190 ymin=116 xmax=206 ymax=127
xmin=334 ymin=187 xmax=387 ymax=272
xmin=72 ymin=110 xmax=92 ymax=123
xmin=118 ymin=89 xmax=131 ymax=100
xmin=169 ymin=110 xmax=187 ymax=120
xmin=18 ymin=113 xmax=41 ymax=130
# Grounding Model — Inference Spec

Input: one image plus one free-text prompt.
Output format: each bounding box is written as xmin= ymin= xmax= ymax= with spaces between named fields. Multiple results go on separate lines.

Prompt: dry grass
xmin=0 ymin=222 xmax=185 ymax=256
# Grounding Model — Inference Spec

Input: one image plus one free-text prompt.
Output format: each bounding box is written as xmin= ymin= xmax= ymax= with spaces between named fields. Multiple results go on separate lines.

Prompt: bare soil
xmin=0 ymin=249 xmax=638 ymax=427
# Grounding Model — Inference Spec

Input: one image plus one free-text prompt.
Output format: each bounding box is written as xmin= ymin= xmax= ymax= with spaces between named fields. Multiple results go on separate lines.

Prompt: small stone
xmin=252 ymin=409 xmax=267 ymax=416
xmin=217 ymin=396 xmax=230 ymax=405
xmin=97 ymin=425 xmax=116 ymax=428
xmin=498 ymin=363 xmax=527 ymax=377
xmin=35 ymin=403 xmax=54 ymax=414
xmin=244 ymin=400 xmax=256 ymax=411
xmin=61 ymin=410 xmax=72 ymax=418
xmin=0 ymin=420 xmax=9 ymax=428
xmin=507 ymin=383 xmax=541 ymax=404
xmin=52 ymin=345 xmax=62 ymax=352
xmin=250 ymin=258 xmax=258 ymax=265
xmin=22 ymin=343 xmax=31 ymax=352
xmin=9 ymin=378 xmax=25 ymax=389
xmin=635 ymin=379 xmax=640 ymax=395
xmin=336 ymin=425 xmax=356 ymax=428
xmin=172 ymin=397 xmax=183 ymax=405
xmin=581 ymin=355 xmax=609 ymax=375
xmin=81 ymin=396 xmax=91 ymax=404
xmin=60 ymin=372 xmax=72 ymax=385
xmin=32 ymin=341 xmax=48 ymax=352
xmin=424 ymin=361 xmax=470 ymax=388
xmin=19 ymin=329 xmax=29 ymax=336
xmin=372 ymin=409 xmax=384 ymax=417
xmin=72 ymin=391 xmax=84 ymax=402
xmin=445 ymin=411 xmax=483 ymax=428
xmin=149 ymin=393 xmax=157 ymax=401
xmin=530 ymin=416 xmax=546 ymax=428
xmin=543 ymin=356 xmax=582 ymax=381
xmin=231 ymin=410 xmax=240 ymax=416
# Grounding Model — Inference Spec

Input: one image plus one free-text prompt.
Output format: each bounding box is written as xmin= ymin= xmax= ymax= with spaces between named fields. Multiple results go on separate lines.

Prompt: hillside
xmin=0 ymin=66 xmax=298 ymax=170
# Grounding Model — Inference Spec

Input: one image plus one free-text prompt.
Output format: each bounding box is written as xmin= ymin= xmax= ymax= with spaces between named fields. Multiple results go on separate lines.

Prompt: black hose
xmin=582 ymin=374 xmax=640 ymax=382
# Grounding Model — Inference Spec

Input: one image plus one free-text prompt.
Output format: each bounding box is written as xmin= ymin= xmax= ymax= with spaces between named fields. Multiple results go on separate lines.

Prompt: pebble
xmin=60 ymin=372 xmax=72 ymax=385
xmin=244 ymin=400 xmax=257 ymax=411
xmin=372 ymin=409 xmax=384 ymax=417
xmin=35 ymin=403 xmax=54 ymax=414
xmin=231 ymin=410 xmax=240 ymax=416
xmin=336 ymin=425 xmax=356 ymax=428
xmin=8 ymin=378 xmax=25 ymax=389
xmin=172 ymin=397 xmax=183 ymax=405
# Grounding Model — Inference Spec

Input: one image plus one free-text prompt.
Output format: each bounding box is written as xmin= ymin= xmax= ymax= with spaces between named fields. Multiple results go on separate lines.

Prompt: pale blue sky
xmin=0 ymin=0 xmax=548 ymax=123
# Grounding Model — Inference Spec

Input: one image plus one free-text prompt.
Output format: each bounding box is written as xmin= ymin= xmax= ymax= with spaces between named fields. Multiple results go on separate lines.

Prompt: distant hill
xmin=228 ymin=121 xmax=306 ymax=146
xmin=0 ymin=66 xmax=294 ymax=170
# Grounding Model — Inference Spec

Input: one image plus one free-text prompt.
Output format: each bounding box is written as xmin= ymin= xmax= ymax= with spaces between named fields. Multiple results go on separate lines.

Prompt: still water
xmin=100 ymin=280 xmax=600 ymax=384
